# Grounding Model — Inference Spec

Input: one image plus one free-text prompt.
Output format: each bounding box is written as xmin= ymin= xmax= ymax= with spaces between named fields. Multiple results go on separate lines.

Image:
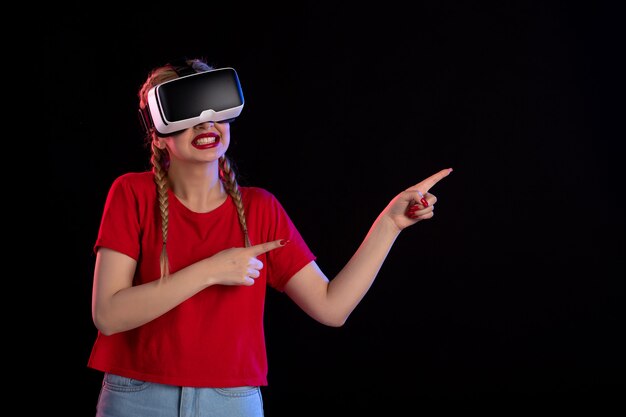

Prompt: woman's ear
xmin=153 ymin=136 xmax=167 ymax=150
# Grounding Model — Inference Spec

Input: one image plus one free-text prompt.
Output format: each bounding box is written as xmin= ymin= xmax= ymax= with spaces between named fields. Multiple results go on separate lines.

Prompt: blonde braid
xmin=219 ymin=156 xmax=251 ymax=247
xmin=151 ymin=141 xmax=171 ymax=278
xmin=138 ymin=59 xmax=219 ymax=277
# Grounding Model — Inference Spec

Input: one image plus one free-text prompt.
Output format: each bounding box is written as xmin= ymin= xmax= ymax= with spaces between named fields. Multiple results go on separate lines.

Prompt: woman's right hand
xmin=203 ymin=239 xmax=288 ymax=286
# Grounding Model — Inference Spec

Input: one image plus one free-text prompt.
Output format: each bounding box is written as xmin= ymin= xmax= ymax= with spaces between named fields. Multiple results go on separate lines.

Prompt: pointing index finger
xmin=249 ymin=239 xmax=289 ymax=257
xmin=417 ymin=168 xmax=453 ymax=193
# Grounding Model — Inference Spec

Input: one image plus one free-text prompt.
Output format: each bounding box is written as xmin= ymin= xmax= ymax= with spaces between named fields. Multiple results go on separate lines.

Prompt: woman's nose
xmin=195 ymin=121 xmax=214 ymax=129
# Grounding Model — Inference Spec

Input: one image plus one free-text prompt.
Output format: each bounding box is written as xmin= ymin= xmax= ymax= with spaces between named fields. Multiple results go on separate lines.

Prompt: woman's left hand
xmin=382 ymin=168 xmax=453 ymax=231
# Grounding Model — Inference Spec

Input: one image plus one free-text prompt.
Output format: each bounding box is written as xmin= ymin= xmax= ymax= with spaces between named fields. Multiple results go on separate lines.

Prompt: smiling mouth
xmin=192 ymin=134 xmax=220 ymax=149
xmin=194 ymin=136 xmax=217 ymax=145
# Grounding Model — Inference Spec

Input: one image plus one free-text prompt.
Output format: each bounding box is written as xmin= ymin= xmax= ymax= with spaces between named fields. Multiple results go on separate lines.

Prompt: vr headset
xmin=139 ymin=65 xmax=245 ymax=137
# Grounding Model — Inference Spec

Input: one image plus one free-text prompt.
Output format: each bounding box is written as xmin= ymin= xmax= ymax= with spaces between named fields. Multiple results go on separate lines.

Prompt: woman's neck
xmin=167 ymin=162 xmax=227 ymax=213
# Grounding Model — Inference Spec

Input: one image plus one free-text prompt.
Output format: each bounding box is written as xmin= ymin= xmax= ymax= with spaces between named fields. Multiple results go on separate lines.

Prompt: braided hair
xmin=138 ymin=59 xmax=250 ymax=278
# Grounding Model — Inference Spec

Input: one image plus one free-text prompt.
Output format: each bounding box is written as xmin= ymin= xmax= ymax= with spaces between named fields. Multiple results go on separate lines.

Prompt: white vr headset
xmin=139 ymin=66 xmax=245 ymax=137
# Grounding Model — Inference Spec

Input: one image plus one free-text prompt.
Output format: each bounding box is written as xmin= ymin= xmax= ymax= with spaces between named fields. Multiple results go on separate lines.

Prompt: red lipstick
xmin=192 ymin=132 xmax=220 ymax=149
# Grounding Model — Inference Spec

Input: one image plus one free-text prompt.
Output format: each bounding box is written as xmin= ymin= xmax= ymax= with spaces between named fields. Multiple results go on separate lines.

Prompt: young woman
xmin=89 ymin=57 xmax=453 ymax=417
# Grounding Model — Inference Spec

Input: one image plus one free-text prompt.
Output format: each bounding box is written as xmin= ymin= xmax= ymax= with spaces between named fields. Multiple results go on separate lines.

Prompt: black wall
xmin=42 ymin=2 xmax=623 ymax=415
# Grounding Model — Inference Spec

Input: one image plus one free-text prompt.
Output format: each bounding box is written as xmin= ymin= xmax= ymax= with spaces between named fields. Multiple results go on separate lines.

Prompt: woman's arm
xmin=284 ymin=168 xmax=452 ymax=326
xmin=92 ymin=240 xmax=286 ymax=335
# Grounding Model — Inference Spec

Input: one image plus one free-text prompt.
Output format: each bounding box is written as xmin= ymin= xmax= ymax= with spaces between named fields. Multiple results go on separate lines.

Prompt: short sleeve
xmin=255 ymin=190 xmax=316 ymax=291
xmin=93 ymin=175 xmax=142 ymax=260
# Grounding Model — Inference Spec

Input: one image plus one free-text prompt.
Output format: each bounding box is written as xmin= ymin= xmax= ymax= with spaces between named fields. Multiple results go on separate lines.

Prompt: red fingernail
xmin=279 ymin=239 xmax=291 ymax=246
xmin=420 ymin=197 xmax=429 ymax=207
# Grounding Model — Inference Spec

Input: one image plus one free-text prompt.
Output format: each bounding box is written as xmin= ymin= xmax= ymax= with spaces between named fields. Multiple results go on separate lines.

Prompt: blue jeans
xmin=95 ymin=373 xmax=264 ymax=417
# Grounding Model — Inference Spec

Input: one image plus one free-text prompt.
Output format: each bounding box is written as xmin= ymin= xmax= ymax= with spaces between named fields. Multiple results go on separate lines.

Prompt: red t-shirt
xmin=88 ymin=171 xmax=316 ymax=387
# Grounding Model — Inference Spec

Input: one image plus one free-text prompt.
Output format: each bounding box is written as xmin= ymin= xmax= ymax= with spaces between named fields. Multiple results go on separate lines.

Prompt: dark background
xmin=42 ymin=2 xmax=622 ymax=415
